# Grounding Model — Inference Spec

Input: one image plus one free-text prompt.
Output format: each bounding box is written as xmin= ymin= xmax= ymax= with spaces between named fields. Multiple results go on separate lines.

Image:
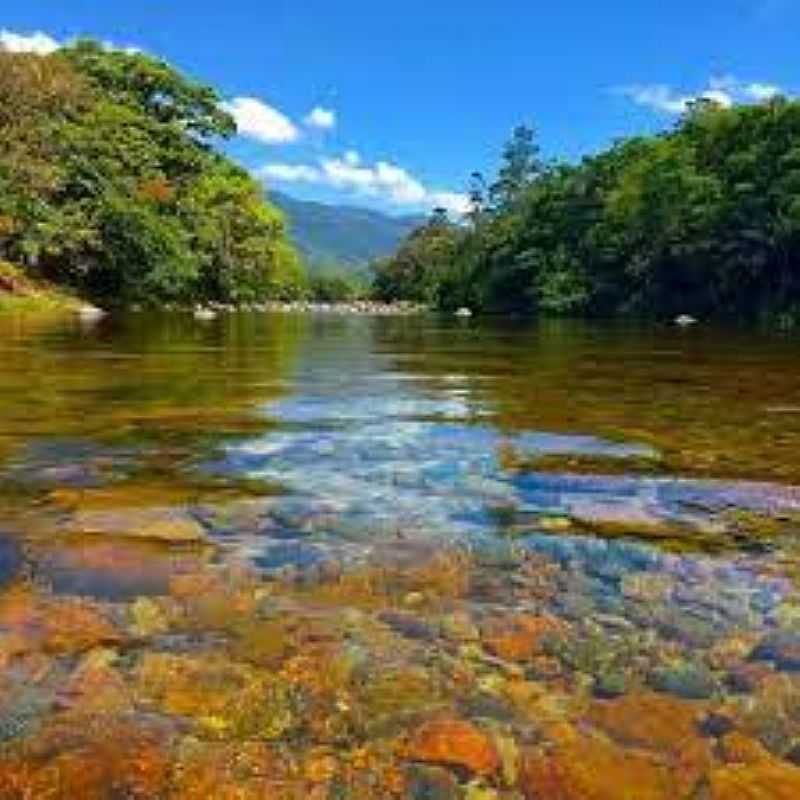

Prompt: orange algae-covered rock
xmin=518 ymin=734 xmax=675 ymax=800
xmin=304 ymin=750 xmax=339 ymax=783
xmin=586 ymin=692 xmax=704 ymax=754
xmin=482 ymin=614 xmax=566 ymax=662
xmin=718 ymin=733 xmax=772 ymax=765
xmin=0 ymin=588 xmax=122 ymax=656
xmin=584 ymin=692 xmax=713 ymax=797
xmin=403 ymin=717 xmax=501 ymax=776
xmin=40 ymin=601 xmax=121 ymax=654
xmin=708 ymin=731 xmax=800 ymax=798
xmin=707 ymin=761 xmax=800 ymax=799
xmin=0 ymin=715 xmax=171 ymax=800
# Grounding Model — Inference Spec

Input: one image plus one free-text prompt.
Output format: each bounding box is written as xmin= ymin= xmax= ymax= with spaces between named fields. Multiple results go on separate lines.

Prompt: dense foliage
xmin=0 ymin=41 xmax=305 ymax=306
xmin=375 ymin=100 xmax=800 ymax=321
xmin=307 ymin=266 xmax=369 ymax=303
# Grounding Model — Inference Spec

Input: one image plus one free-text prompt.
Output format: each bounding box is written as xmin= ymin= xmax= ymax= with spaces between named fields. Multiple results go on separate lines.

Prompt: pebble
xmin=648 ymin=662 xmax=719 ymax=700
xmin=751 ymin=631 xmax=800 ymax=672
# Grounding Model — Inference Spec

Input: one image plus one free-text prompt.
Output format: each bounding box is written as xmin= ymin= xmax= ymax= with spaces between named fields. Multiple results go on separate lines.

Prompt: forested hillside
xmin=375 ymin=100 xmax=800 ymax=323
xmin=270 ymin=191 xmax=423 ymax=270
xmin=0 ymin=41 xmax=305 ymax=306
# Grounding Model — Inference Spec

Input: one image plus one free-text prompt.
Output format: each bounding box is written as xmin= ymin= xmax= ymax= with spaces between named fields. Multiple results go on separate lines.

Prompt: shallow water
xmin=2 ymin=312 xmax=800 ymax=797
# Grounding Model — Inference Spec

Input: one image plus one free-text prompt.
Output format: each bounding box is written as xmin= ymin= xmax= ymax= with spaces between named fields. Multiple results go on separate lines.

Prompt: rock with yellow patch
xmin=135 ymin=652 xmax=299 ymax=740
xmin=171 ymin=737 xmax=286 ymax=800
xmin=305 ymin=750 xmax=339 ymax=783
xmin=130 ymin=597 xmax=169 ymax=637
xmin=504 ymin=679 xmax=575 ymax=724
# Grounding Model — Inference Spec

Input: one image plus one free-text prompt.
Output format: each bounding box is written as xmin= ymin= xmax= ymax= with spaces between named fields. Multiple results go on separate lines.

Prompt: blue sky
xmin=2 ymin=1 xmax=798 ymax=215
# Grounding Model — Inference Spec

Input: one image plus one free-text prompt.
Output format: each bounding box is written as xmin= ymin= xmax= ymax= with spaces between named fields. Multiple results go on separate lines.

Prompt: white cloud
xmin=0 ymin=29 xmax=142 ymax=56
xmin=745 ymin=82 xmax=782 ymax=101
xmin=619 ymin=85 xmax=693 ymax=115
xmin=222 ymin=97 xmax=300 ymax=145
xmin=0 ymin=29 xmax=60 ymax=55
xmin=258 ymin=151 xmax=469 ymax=216
xmin=260 ymin=164 xmax=321 ymax=182
xmin=618 ymin=75 xmax=789 ymax=114
xmin=429 ymin=192 xmax=471 ymax=216
xmin=702 ymin=89 xmax=734 ymax=108
xmin=304 ymin=106 xmax=337 ymax=130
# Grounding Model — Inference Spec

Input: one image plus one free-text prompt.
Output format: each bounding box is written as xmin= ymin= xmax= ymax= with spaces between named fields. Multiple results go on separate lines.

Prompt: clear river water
xmin=1 ymin=311 xmax=800 ymax=798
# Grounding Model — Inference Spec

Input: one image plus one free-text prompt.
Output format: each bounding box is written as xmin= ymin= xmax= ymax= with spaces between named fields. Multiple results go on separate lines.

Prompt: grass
xmin=0 ymin=261 xmax=82 ymax=313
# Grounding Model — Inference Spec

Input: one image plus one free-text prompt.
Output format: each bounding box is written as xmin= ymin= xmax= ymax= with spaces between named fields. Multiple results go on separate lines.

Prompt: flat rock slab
xmin=68 ymin=509 xmax=209 ymax=544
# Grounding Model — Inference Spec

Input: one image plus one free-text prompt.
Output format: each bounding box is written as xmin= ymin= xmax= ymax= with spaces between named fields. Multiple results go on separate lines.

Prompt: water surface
xmin=2 ymin=312 xmax=800 ymax=797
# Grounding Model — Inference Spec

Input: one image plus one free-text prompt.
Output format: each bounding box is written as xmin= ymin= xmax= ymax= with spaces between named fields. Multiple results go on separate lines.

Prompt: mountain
xmin=269 ymin=191 xmax=424 ymax=271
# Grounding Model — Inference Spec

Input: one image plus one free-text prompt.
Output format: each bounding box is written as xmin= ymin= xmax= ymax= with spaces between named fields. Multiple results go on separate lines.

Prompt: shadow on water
xmin=0 ymin=536 xmax=20 ymax=587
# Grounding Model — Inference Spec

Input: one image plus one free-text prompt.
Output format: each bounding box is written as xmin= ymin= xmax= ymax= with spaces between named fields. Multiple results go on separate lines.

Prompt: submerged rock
xmin=0 ymin=715 xmax=172 ymax=799
xmin=586 ymin=692 xmax=705 ymax=754
xmin=130 ymin=597 xmax=169 ymax=638
xmin=405 ymin=764 xmax=461 ymax=800
xmin=378 ymin=611 xmax=438 ymax=641
xmin=69 ymin=508 xmax=209 ymax=544
xmin=171 ymin=739 xmax=285 ymax=800
xmin=403 ymin=717 xmax=501 ymax=776
xmin=0 ymin=536 xmax=20 ymax=588
xmin=0 ymin=690 xmax=50 ymax=743
xmin=0 ymin=589 xmax=123 ymax=656
xmin=648 ymin=662 xmax=720 ymax=700
xmin=518 ymin=732 xmax=676 ymax=800
xmin=593 ymin=670 xmax=630 ymax=699
xmin=751 ymin=631 xmax=800 ymax=672
xmin=707 ymin=759 xmax=800 ymax=799
xmin=482 ymin=614 xmax=566 ymax=663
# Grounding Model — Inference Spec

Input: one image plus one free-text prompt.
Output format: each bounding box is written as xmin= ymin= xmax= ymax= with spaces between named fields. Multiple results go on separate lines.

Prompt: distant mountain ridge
xmin=269 ymin=191 xmax=424 ymax=271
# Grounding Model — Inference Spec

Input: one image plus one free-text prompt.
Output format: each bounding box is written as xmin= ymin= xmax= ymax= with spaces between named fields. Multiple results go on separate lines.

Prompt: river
xmin=1 ymin=311 xmax=799 ymax=797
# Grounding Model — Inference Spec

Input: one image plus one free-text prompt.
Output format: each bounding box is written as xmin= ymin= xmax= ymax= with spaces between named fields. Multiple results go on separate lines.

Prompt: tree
xmin=466 ymin=171 xmax=488 ymax=227
xmin=382 ymin=101 xmax=800 ymax=322
xmin=372 ymin=216 xmax=461 ymax=305
xmin=489 ymin=125 xmax=542 ymax=209
xmin=0 ymin=42 xmax=305 ymax=306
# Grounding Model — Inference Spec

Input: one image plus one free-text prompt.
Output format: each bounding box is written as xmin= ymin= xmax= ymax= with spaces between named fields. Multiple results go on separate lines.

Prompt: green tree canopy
xmin=0 ymin=42 xmax=304 ymax=306
xmin=378 ymin=101 xmax=800 ymax=323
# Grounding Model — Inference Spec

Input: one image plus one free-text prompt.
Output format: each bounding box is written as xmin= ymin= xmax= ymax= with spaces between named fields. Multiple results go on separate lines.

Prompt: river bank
xmin=0 ymin=262 xmax=82 ymax=314
xmin=0 ymin=296 xmax=429 ymax=319
xmin=202 ymin=300 xmax=428 ymax=316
